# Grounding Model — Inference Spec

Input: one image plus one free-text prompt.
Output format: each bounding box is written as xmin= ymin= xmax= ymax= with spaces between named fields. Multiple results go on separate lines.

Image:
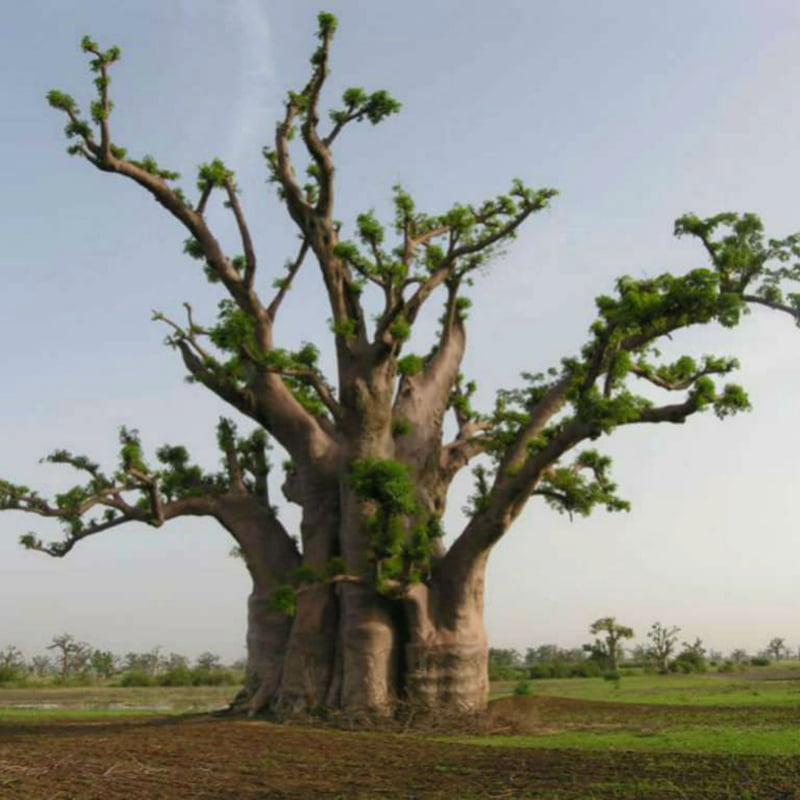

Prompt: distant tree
xmin=646 ymin=622 xmax=681 ymax=673
xmin=488 ymin=648 xmax=523 ymax=669
xmin=0 ymin=645 xmax=25 ymax=670
xmin=729 ymin=648 xmax=749 ymax=665
xmin=766 ymin=637 xmax=788 ymax=661
xmin=90 ymin=649 xmax=118 ymax=679
xmin=0 ymin=645 xmax=26 ymax=682
xmin=586 ymin=617 xmax=634 ymax=671
xmin=672 ymin=637 xmax=707 ymax=673
xmin=30 ymin=654 xmax=52 ymax=678
xmin=195 ymin=652 xmax=223 ymax=671
xmin=47 ymin=634 xmax=91 ymax=682
xmin=163 ymin=652 xmax=190 ymax=671
xmin=124 ymin=647 xmax=162 ymax=677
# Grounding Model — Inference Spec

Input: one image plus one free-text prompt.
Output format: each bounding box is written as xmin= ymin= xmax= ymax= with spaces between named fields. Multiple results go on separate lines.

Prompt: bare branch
xmin=225 ymin=179 xmax=257 ymax=288
xmin=742 ymin=293 xmax=800 ymax=320
xmin=267 ymin=239 xmax=310 ymax=320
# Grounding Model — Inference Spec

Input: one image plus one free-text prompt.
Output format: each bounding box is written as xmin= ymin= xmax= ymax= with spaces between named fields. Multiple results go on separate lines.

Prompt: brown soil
xmin=1 ymin=704 xmax=800 ymax=799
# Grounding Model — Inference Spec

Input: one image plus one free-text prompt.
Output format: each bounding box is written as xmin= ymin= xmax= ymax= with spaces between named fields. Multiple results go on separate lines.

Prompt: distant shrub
xmin=489 ymin=665 xmax=527 ymax=681
xmin=513 ymin=680 xmax=533 ymax=696
xmin=749 ymin=656 xmax=771 ymax=667
xmin=119 ymin=669 xmax=155 ymax=687
xmin=526 ymin=661 xmax=602 ymax=680
xmin=603 ymin=670 xmax=621 ymax=686
xmin=670 ymin=653 xmax=707 ymax=674
xmin=567 ymin=662 xmax=602 ymax=678
xmin=158 ymin=667 xmax=193 ymax=687
xmin=0 ymin=665 xmax=24 ymax=684
xmin=717 ymin=660 xmax=736 ymax=673
xmin=190 ymin=667 xmax=238 ymax=686
xmin=527 ymin=664 xmax=554 ymax=680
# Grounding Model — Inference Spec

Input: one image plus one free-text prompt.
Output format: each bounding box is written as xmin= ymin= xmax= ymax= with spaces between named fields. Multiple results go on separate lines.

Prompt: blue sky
xmin=2 ymin=0 xmax=800 ymax=661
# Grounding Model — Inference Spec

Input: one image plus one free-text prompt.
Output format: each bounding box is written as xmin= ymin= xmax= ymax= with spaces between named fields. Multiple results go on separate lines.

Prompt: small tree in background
xmin=30 ymin=655 xmax=53 ymax=679
xmin=124 ymin=647 xmax=162 ymax=678
xmin=672 ymin=637 xmax=707 ymax=673
xmin=0 ymin=645 xmax=26 ymax=682
xmin=646 ymin=622 xmax=681 ymax=673
xmin=47 ymin=633 xmax=91 ymax=683
xmin=766 ymin=637 xmax=788 ymax=661
xmin=90 ymin=649 xmax=118 ymax=679
xmin=729 ymin=648 xmax=749 ymax=666
xmin=195 ymin=652 xmax=223 ymax=671
xmin=586 ymin=617 xmax=634 ymax=672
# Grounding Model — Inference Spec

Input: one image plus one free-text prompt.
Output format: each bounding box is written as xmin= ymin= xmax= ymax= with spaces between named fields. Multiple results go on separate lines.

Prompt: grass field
xmin=3 ymin=670 xmax=800 ymax=798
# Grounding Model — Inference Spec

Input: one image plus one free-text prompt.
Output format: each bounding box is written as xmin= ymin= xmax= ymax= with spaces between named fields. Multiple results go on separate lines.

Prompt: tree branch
xmin=224 ymin=179 xmax=257 ymax=288
xmin=267 ymin=239 xmax=310 ymax=320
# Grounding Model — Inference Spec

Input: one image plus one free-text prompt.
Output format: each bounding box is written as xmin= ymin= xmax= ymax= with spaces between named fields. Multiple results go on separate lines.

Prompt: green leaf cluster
xmin=197 ymin=158 xmax=235 ymax=191
xmin=677 ymin=212 xmax=800 ymax=328
xmin=537 ymin=450 xmax=630 ymax=518
xmin=349 ymin=458 xmax=441 ymax=586
xmin=267 ymin=585 xmax=297 ymax=615
xmin=130 ymin=154 xmax=180 ymax=181
xmin=328 ymin=87 xmax=402 ymax=127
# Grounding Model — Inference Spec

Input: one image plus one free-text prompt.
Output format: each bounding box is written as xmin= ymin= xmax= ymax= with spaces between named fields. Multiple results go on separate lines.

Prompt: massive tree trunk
xmin=238 ymin=563 xmax=490 ymax=718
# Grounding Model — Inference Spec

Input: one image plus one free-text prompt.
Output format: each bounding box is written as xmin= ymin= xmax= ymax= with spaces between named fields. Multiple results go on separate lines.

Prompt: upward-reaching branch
xmin=47 ymin=40 xmax=343 ymax=461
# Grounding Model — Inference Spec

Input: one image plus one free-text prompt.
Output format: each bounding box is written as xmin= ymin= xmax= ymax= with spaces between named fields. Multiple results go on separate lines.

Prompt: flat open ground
xmin=3 ymin=675 xmax=800 ymax=799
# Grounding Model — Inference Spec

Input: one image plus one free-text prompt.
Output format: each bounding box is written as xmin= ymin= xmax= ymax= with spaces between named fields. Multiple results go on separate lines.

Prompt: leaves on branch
xmin=534 ymin=450 xmax=630 ymax=519
xmin=0 ymin=420 xmax=275 ymax=557
xmin=676 ymin=211 xmax=800 ymax=327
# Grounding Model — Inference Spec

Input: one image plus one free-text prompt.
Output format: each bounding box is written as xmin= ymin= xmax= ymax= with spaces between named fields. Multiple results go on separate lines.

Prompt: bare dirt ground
xmin=2 ymin=700 xmax=800 ymax=799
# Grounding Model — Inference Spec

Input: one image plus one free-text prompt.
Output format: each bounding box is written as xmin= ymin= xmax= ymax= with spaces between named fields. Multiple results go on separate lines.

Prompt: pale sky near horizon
xmin=2 ymin=0 xmax=800 ymax=662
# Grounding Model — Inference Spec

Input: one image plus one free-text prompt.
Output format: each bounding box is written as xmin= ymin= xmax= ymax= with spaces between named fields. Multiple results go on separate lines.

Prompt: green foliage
xmin=46 ymin=89 xmax=77 ymax=113
xmin=464 ymin=464 xmax=491 ymax=516
xmin=268 ymin=585 xmax=297 ymax=616
xmin=317 ymin=11 xmax=338 ymax=37
xmin=325 ymin=556 xmax=346 ymax=577
xmin=118 ymin=427 xmax=148 ymax=473
xmin=350 ymin=458 xmax=416 ymax=516
xmin=397 ymin=354 xmax=425 ymax=377
xmin=513 ymin=680 xmax=533 ymax=696
xmin=330 ymin=316 xmax=359 ymax=339
xmin=671 ymin=638 xmax=708 ymax=674
xmin=155 ymin=443 xmax=208 ymax=501
xmin=349 ymin=458 xmax=442 ymax=584
xmin=329 ymin=87 xmax=401 ymax=127
xmin=197 ymin=158 xmax=235 ymax=191
xmin=288 ymin=564 xmax=320 ymax=585
xmin=130 ymin=154 xmax=179 ymax=181
xmin=392 ymin=418 xmax=412 ymax=437
xmin=536 ymin=449 xmax=630 ymax=518
xmin=388 ymin=316 xmax=411 ymax=342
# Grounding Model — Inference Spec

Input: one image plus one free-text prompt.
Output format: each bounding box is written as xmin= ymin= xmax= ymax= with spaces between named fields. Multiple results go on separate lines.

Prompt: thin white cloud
xmin=226 ymin=0 xmax=276 ymax=169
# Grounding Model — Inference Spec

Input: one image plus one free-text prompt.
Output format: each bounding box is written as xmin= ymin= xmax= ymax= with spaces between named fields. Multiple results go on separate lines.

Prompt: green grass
xmin=492 ymin=671 xmax=800 ymax=706
xmin=473 ymin=667 xmax=800 ymax=757
xmin=457 ymin=727 xmax=800 ymax=756
xmin=0 ymin=706 xmax=171 ymax=721
xmin=0 ymin=684 xmax=234 ymax=714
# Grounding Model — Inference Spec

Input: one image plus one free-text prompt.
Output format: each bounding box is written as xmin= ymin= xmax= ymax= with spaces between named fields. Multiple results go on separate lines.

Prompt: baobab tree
xmin=2 ymin=13 xmax=800 ymax=718
xmin=765 ymin=637 xmax=788 ymax=661
xmin=647 ymin=622 xmax=681 ymax=674
xmin=585 ymin=617 xmax=634 ymax=672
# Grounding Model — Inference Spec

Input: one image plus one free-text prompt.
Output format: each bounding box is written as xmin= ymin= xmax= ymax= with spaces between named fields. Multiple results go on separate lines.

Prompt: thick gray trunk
xmin=240 ymin=560 xmax=489 ymax=719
